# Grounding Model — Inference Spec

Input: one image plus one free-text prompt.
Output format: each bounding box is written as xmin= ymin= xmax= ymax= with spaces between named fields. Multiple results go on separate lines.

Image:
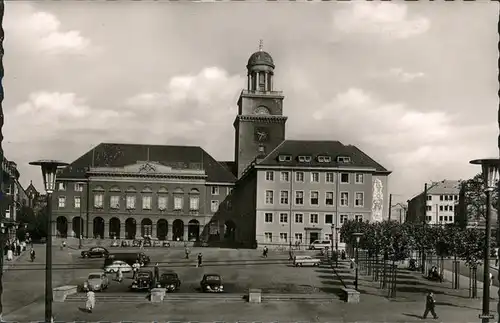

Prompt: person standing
xmin=86 ymin=290 xmax=96 ymax=313
xmin=197 ymin=253 xmax=203 ymax=267
xmin=116 ymin=267 xmax=123 ymax=283
xmin=185 ymin=247 xmax=190 ymax=259
xmin=132 ymin=260 xmax=140 ymax=280
xmin=154 ymin=263 xmax=160 ymax=282
xmin=422 ymin=291 xmax=438 ymax=319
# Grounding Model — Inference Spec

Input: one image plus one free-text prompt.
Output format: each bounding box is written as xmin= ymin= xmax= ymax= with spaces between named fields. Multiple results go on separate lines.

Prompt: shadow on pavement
xmin=402 ymin=313 xmax=422 ymax=319
xmin=78 ymin=307 xmax=90 ymax=313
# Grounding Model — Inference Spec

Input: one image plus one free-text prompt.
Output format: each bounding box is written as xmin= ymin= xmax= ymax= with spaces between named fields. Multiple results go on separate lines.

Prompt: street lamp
xmin=29 ymin=160 xmax=68 ymax=323
xmin=352 ymin=232 xmax=364 ymax=290
xmin=470 ymin=158 xmax=500 ymax=323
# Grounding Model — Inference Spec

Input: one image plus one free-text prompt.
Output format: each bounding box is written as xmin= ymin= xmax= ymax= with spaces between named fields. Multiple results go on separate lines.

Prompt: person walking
xmin=185 ymin=247 xmax=190 ymax=259
xmin=30 ymin=248 xmax=36 ymax=262
xmin=116 ymin=267 xmax=123 ymax=283
xmin=262 ymin=246 xmax=268 ymax=258
xmin=422 ymin=291 xmax=438 ymax=319
xmin=132 ymin=260 xmax=140 ymax=280
xmin=197 ymin=253 xmax=203 ymax=267
xmin=154 ymin=263 xmax=160 ymax=282
xmin=86 ymin=290 xmax=96 ymax=313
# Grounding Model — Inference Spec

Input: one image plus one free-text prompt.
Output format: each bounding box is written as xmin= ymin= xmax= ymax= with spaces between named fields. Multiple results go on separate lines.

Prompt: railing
xmin=241 ymin=89 xmax=283 ymax=96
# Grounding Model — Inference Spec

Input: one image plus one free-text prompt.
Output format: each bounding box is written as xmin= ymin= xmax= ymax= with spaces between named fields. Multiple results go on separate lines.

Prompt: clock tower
xmin=234 ymin=43 xmax=287 ymax=179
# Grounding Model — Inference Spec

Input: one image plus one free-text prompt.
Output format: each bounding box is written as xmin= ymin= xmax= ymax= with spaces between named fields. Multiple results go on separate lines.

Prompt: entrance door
xmin=309 ymin=232 xmax=319 ymax=244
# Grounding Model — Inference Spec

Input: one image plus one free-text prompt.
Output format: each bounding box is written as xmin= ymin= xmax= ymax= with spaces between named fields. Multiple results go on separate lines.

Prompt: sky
xmin=3 ymin=1 xmax=499 ymax=204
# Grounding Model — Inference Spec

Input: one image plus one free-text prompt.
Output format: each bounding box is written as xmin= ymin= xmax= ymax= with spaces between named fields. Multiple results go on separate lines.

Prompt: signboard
xmin=478 ymin=314 xmax=495 ymax=319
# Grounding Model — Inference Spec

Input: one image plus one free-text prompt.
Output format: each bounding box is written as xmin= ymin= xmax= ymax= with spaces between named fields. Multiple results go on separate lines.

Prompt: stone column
xmin=247 ymin=74 xmax=251 ymax=90
xmin=151 ymin=223 xmax=157 ymax=238
xmin=166 ymin=224 xmax=172 ymax=242
xmin=264 ymin=72 xmax=268 ymax=91
xmin=67 ymin=222 xmax=73 ymax=238
xmin=120 ymin=223 xmax=126 ymax=240
xmin=104 ymin=222 xmax=110 ymax=239
xmin=254 ymin=72 xmax=259 ymax=91
xmin=183 ymin=225 xmax=189 ymax=242
xmin=269 ymin=73 xmax=273 ymax=91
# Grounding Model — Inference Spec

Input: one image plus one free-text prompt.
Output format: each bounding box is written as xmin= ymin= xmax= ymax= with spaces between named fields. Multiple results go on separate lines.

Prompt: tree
xmin=462 ymin=173 xmax=499 ymax=225
xmin=18 ymin=205 xmax=47 ymax=240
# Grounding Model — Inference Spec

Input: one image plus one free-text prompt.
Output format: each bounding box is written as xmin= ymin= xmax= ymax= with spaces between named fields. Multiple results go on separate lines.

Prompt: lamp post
xmin=470 ymin=158 xmax=500 ymax=323
xmin=352 ymin=232 xmax=364 ymax=290
xmin=29 ymin=160 xmax=68 ymax=323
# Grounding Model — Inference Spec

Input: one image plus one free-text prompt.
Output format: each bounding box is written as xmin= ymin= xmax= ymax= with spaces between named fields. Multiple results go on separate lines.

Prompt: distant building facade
xmin=1 ymin=158 xmax=29 ymax=239
xmin=407 ymin=180 xmax=461 ymax=225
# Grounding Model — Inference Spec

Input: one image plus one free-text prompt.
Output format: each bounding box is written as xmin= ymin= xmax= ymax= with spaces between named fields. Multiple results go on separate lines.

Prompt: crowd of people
xmin=3 ymin=238 xmax=30 ymax=261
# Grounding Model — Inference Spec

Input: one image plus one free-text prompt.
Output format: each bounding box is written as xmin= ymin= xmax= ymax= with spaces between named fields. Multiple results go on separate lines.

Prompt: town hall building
xmin=52 ymin=47 xmax=391 ymax=248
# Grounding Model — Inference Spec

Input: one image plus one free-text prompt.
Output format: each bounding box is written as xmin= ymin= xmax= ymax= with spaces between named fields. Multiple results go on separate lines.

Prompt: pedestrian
xmin=116 ymin=267 xmax=123 ymax=283
xmin=6 ymin=247 xmax=13 ymax=261
xmin=16 ymin=244 xmax=21 ymax=256
xmin=185 ymin=247 xmax=190 ymax=259
xmin=154 ymin=263 xmax=160 ymax=282
xmin=422 ymin=291 xmax=438 ymax=319
xmin=132 ymin=260 xmax=140 ymax=280
xmin=262 ymin=246 xmax=268 ymax=258
xmin=341 ymin=249 xmax=346 ymax=260
xmin=197 ymin=253 xmax=203 ymax=267
xmin=30 ymin=248 xmax=36 ymax=262
xmin=86 ymin=290 xmax=96 ymax=313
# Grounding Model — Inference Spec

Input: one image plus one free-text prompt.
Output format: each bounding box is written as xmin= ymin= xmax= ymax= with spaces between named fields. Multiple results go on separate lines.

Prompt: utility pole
xmin=421 ymin=183 xmax=428 ymax=274
xmin=388 ymin=194 xmax=392 ymax=221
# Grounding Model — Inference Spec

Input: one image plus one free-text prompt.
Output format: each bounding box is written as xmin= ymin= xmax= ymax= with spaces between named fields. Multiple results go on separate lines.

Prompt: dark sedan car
xmin=131 ymin=270 xmax=154 ymax=291
xmin=200 ymin=274 xmax=224 ymax=293
xmin=81 ymin=247 xmax=109 ymax=258
xmin=155 ymin=272 xmax=181 ymax=292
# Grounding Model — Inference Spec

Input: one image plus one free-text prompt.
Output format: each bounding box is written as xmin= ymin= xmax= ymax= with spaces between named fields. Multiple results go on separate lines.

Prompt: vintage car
xmin=200 ymin=274 xmax=224 ymax=293
xmin=81 ymin=247 xmax=109 ymax=258
xmin=293 ymin=255 xmax=321 ymax=267
xmin=156 ymin=271 xmax=181 ymax=292
xmin=82 ymin=272 xmax=109 ymax=292
xmin=104 ymin=260 xmax=133 ymax=273
xmin=308 ymin=240 xmax=331 ymax=250
xmin=130 ymin=270 xmax=154 ymax=291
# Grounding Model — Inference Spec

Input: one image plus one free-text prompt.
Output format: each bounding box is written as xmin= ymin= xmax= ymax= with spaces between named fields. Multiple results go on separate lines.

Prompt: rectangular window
xmin=94 ymin=194 xmax=103 ymax=208
xmin=454 ymin=195 xmax=458 ymax=201
xmin=426 ymin=205 xmax=432 ymax=211
xmin=326 ymin=172 xmax=334 ymax=183
xmin=110 ymin=196 xmax=120 ymax=209
xmin=126 ymin=196 xmax=136 ymax=209
xmin=340 ymin=192 xmax=349 ymax=206
xmin=355 ymin=173 xmax=364 ymax=184
xmin=355 ymin=214 xmax=363 ymax=222
xmin=325 ymin=214 xmax=333 ymax=224
xmin=311 ymin=172 xmax=320 ymax=183
xmin=265 ymin=190 xmax=274 ymax=204
xmin=295 ymin=213 xmax=303 ymax=223
xmin=265 ymin=232 xmax=273 ymax=243
xmin=444 ymin=205 xmax=449 ymax=211
xmin=439 ymin=216 xmax=443 ymax=222
xmin=325 ymin=192 xmax=334 ymax=206
xmin=295 ymin=171 xmax=304 ymax=182
xmin=439 ymin=205 xmax=443 ymax=211
xmin=280 ymin=171 xmax=290 ymax=182
xmin=444 ymin=195 xmax=449 ymax=201
xmin=280 ymin=190 xmax=289 ymax=204
xmin=310 ymin=213 xmax=319 ymax=224
xmin=294 ymin=233 xmax=303 ymax=243
xmin=189 ymin=196 xmax=200 ymax=210
xmin=58 ymin=182 xmax=66 ymax=191
xmin=265 ymin=213 xmax=273 ymax=223
xmin=158 ymin=196 xmax=167 ymax=210
xmin=211 ymin=186 xmax=219 ymax=195
xmin=280 ymin=233 xmax=288 ymax=243
xmin=295 ymin=191 xmax=304 ymax=205
xmin=58 ymin=196 xmax=66 ymax=208
xmin=449 ymin=205 xmax=453 ymax=212
xmin=210 ymin=200 xmax=219 ymax=212
xmin=279 ymin=213 xmax=288 ymax=223
xmin=74 ymin=196 xmax=81 ymax=209
xmin=340 ymin=173 xmax=349 ymax=184
xmin=74 ymin=183 xmax=84 ymax=192
xmin=174 ymin=196 xmax=183 ymax=210
xmin=142 ymin=196 xmax=152 ymax=210
xmin=265 ymin=171 xmax=274 ymax=181
xmin=310 ymin=191 xmax=319 ymax=205
xmin=340 ymin=214 xmax=348 ymax=224
xmin=227 ymin=187 xmax=233 ymax=195
xmin=355 ymin=192 xmax=364 ymax=207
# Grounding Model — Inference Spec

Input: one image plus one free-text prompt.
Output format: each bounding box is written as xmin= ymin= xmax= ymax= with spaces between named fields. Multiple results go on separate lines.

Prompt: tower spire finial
xmin=259 ymin=39 xmax=263 ymax=51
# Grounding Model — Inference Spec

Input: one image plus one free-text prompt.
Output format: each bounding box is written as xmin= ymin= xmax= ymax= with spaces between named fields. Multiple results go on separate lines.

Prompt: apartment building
xmin=407 ymin=180 xmax=461 ymax=225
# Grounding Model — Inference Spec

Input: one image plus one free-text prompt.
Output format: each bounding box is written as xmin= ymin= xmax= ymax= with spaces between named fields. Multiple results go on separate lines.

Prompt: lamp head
xmin=352 ymin=232 xmax=364 ymax=243
xmin=29 ymin=160 xmax=69 ymax=194
xmin=469 ymin=158 xmax=500 ymax=191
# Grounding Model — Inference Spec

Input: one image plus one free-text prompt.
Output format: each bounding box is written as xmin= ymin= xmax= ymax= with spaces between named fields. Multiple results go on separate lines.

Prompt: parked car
xmin=82 ymin=272 xmax=109 ymax=292
xmin=308 ymin=240 xmax=331 ymax=250
xmin=200 ymin=274 xmax=224 ymax=293
xmin=293 ymin=255 xmax=321 ymax=267
xmin=104 ymin=260 xmax=133 ymax=273
xmin=130 ymin=270 xmax=154 ymax=291
xmin=81 ymin=247 xmax=109 ymax=258
xmin=156 ymin=271 xmax=181 ymax=292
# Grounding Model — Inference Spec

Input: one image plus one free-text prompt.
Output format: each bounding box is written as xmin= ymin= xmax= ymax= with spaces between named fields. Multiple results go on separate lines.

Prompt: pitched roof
xmin=256 ymin=140 xmax=390 ymax=172
xmin=58 ymin=143 xmax=236 ymax=183
xmin=218 ymin=161 xmax=237 ymax=177
xmin=427 ymin=180 xmax=462 ymax=194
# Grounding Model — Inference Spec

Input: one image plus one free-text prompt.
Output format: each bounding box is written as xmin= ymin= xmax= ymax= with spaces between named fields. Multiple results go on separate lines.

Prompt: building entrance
xmin=309 ymin=232 xmax=319 ymax=244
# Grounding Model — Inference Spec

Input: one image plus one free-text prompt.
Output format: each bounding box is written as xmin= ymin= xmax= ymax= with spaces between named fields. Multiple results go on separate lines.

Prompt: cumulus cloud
xmin=370 ymin=68 xmax=426 ymax=82
xmin=333 ymin=2 xmax=430 ymax=39
xmin=125 ymin=67 xmax=245 ymax=148
xmin=4 ymin=2 xmax=91 ymax=54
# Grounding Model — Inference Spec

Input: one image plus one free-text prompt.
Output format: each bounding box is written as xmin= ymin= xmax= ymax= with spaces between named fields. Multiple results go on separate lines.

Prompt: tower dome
xmin=245 ymin=40 xmax=275 ymax=92
xmin=247 ymin=51 xmax=275 ymax=69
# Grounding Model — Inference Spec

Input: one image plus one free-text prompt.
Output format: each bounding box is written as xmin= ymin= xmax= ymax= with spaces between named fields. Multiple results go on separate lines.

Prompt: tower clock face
xmin=254 ymin=127 xmax=269 ymax=143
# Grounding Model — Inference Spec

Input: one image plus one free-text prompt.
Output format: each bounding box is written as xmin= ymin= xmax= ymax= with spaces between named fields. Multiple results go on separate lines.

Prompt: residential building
xmin=1 ymin=158 xmax=29 ymax=240
xmin=407 ymin=180 xmax=461 ymax=225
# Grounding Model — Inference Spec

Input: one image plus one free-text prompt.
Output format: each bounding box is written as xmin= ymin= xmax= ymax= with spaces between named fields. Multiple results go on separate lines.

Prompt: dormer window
xmin=337 ymin=156 xmax=351 ymax=163
xmin=298 ymin=155 xmax=312 ymax=163
xmin=317 ymin=155 xmax=332 ymax=163
xmin=278 ymin=155 xmax=293 ymax=162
